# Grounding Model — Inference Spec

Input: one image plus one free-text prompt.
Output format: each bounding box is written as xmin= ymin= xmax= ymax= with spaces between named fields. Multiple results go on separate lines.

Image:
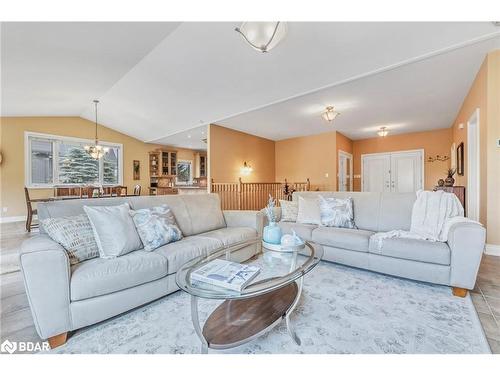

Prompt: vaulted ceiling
xmin=2 ymin=22 xmax=500 ymax=146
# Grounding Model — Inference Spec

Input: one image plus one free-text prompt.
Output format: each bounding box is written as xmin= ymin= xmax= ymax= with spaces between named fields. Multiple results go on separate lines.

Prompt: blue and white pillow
xmin=130 ymin=205 xmax=183 ymax=251
xmin=319 ymin=196 xmax=356 ymax=229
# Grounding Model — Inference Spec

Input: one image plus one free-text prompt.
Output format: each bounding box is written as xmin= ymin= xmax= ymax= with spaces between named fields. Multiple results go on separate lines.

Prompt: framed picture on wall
xmin=456 ymin=142 xmax=464 ymax=176
xmin=133 ymin=160 xmax=140 ymax=180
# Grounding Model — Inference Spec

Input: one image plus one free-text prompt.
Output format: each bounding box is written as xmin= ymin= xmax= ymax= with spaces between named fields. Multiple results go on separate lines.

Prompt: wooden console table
xmin=433 ymin=186 xmax=466 ymax=215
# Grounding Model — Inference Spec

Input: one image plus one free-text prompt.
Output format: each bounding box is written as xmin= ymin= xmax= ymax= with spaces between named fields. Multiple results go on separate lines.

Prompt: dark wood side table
xmin=433 ymin=186 xmax=466 ymax=215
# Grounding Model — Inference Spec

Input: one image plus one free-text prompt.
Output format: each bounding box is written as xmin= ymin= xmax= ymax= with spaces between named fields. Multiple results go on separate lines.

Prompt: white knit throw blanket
xmin=372 ymin=190 xmax=478 ymax=250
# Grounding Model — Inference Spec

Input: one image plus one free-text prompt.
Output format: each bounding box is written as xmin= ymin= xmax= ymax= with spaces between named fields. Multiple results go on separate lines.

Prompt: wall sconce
xmin=241 ymin=161 xmax=253 ymax=175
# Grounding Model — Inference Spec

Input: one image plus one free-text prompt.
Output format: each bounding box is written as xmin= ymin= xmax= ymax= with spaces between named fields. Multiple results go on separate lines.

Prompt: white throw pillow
xmin=83 ymin=203 xmax=143 ymax=258
xmin=279 ymin=200 xmax=298 ymax=222
xmin=296 ymin=196 xmax=321 ymax=225
xmin=319 ymin=195 xmax=356 ymax=229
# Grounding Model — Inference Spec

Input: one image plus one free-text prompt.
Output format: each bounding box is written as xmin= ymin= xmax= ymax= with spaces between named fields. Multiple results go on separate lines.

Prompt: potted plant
xmin=263 ymin=194 xmax=282 ymax=244
xmin=444 ymin=168 xmax=456 ymax=187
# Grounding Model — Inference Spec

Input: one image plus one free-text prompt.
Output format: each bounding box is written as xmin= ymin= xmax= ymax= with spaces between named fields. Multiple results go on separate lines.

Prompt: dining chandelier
xmin=84 ymin=100 xmax=109 ymax=159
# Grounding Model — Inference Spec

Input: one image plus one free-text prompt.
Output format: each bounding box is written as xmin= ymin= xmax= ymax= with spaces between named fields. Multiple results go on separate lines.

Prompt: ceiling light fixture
xmin=84 ymin=100 xmax=109 ymax=159
xmin=321 ymin=106 xmax=340 ymax=123
xmin=235 ymin=22 xmax=287 ymax=53
xmin=377 ymin=127 xmax=389 ymax=137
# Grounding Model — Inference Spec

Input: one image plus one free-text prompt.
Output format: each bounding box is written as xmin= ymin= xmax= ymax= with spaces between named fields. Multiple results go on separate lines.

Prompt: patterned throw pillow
xmin=41 ymin=214 xmax=99 ymax=265
xmin=130 ymin=205 xmax=183 ymax=251
xmin=319 ymin=196 xmax=356 ymax=229
xmin=279 ymin=200 xmax=298 ymax=222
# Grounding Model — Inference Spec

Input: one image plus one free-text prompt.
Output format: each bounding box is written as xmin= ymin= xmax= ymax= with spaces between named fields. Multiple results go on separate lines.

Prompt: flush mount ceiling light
xmin=377 ymin=127 xmax=389 ymax=137
xmin=235 ymin=22 xmax=287 ymax=53
xmin=84 ymin=100 xmax=109 ymax=159
xmin=321 ymin=106 xmax=340 ymax=123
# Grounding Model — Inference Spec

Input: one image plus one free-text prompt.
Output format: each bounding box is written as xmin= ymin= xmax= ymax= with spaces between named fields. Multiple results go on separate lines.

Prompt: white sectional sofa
xmin=20 ymin=191 xmax=486 ymax=349
xmin=274 ymin=191 xmax=485 ymax=296
xmin=20 ymin=194 xmax=262 ymax=347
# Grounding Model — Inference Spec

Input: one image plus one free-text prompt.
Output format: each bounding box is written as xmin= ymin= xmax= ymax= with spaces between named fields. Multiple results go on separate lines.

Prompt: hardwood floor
xmin=1 ymin=221 xmax=500 ymax=353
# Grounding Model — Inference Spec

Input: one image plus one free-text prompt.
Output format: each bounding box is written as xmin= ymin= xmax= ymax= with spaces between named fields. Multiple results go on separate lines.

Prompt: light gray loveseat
xmin=20 ymin=194 xmax=262 ymax=348
xmin=273 ymin=191 xmax=485 ymax=297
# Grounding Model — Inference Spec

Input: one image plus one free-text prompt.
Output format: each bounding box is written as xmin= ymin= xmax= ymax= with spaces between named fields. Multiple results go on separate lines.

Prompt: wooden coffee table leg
xmin=191 ymin=295 xmax=209 ymax=354
xmin=285 ymin=278 xmax=303 ymax=345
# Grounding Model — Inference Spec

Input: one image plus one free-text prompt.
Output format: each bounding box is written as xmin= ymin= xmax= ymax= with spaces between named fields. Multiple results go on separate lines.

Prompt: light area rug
xmin=52 ymin=261 xmax=490 ymax=354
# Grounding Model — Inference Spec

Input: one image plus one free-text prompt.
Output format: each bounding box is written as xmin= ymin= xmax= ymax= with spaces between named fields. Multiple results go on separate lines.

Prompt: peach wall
xmin=450 ymin=50 xmax=500 ymax=246
xmin=336 ymin=132 xmax=354 ymax=190
xmin=451 ymin=57 xmax=488 ymax=228
xmin=0 ymin=117 xmax=198 ymax=218
xmin=275 ymin=132 xmax=337 ymax=191
xmin=208 ymin=124 xmax=275 ymax=183
xmin=352 ymin=128 xmax=453 ymax=191
xmin=486 ymin=51 xmax=500 ymax=246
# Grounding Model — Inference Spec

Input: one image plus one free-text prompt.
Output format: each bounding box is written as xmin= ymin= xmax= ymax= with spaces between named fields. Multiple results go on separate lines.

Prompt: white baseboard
xmin=0 ymin=215 xmax=26 ymax=223
xmin=485 ymin=244 xmax=500 ymax=256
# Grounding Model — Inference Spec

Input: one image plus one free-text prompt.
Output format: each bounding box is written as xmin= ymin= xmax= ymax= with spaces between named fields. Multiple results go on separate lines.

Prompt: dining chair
xmin=24 ymin=187 xmax=39 ymax=232
xmin=133 ymin=185 xmax=141 ymax=196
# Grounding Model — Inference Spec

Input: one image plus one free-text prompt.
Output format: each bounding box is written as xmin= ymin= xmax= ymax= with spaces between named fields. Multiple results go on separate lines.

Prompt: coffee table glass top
xmin=175 ymin=238 xmax=323 ymax=300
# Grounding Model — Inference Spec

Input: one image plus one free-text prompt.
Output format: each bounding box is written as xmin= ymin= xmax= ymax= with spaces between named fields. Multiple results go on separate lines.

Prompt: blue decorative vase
xmin=263 ymin=221 xmax=282 ymax=244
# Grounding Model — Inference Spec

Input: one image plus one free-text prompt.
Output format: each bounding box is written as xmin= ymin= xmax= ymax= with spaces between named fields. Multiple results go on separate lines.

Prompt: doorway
xmin=361 ymin=149 xmax=424 ymax=192
xmin=338 ymin=150 xmax=353 ymax=191
xmin=467 ymin=109 xmax=480 ymax=221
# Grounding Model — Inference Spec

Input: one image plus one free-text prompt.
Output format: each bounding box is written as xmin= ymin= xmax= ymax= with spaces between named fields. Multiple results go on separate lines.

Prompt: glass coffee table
xmin=176 ymin=238 xmax=323 ymax=353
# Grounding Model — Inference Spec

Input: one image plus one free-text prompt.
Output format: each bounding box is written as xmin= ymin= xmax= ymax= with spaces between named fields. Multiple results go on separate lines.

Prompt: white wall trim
xmin=466 ymin=109 xmax=480 ymax=221
xmin=0 ymin=215 xmax=27 ymax=223
xmin=485 ymin=244 xmax=500 ymax=257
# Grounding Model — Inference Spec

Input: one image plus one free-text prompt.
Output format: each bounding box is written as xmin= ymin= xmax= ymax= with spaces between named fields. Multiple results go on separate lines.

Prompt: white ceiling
xmin=2 ymin=22 xmax=500 ymax=145
xmin=1 ymin=22 xmax=180 ymax=116
xmin=218 ymin=35 xmax=500 ymax=140
xmin=159 ymin=125 xmax=207 ymax=150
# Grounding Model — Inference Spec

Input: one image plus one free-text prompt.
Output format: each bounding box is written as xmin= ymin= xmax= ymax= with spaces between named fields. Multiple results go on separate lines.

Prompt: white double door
xmin=362 ymin=150 xmax=423 ymax=193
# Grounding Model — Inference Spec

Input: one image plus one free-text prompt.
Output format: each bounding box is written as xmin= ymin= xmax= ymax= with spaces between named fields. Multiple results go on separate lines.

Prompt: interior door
xmin=362 ymin=154 xmax=391 ymax=192
xmin=390 ymin=151 xmax=423 ymax=192
xmin=338 ymin=151 xmax=353 ymax=191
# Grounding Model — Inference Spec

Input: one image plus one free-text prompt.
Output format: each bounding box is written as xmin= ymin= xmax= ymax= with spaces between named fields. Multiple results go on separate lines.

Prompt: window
xmin=25 ymin=132 xmax=123 ymax=187
xmin=30 ymin=138 xmax=53 ymax=184
xmin=176 ymin=160 xmax=192 ymax=185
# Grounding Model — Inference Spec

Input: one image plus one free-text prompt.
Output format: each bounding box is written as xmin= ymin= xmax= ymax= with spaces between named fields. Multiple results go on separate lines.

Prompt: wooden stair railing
xmin=210 ymin=178 xmax=310 ymax=210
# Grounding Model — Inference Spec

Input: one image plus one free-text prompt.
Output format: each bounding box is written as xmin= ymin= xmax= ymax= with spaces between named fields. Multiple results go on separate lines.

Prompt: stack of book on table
xmin=190 ymin=259 xmax=260 ymax=291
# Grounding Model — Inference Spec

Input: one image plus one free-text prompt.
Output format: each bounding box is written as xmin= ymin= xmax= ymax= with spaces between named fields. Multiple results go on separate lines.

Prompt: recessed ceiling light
xmin=187 ymin=134 xmax=192 ymax=139
xmin=321 ymin=106 xmax=340 ymax=123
